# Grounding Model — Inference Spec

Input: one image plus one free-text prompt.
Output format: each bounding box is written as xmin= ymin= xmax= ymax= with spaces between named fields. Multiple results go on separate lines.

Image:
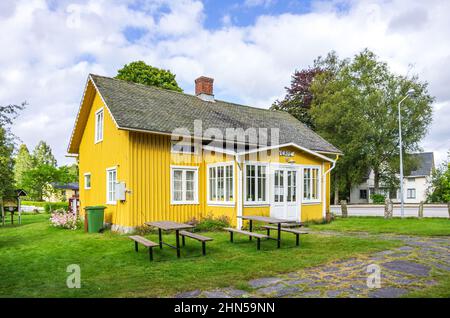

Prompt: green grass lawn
xmin=309 ymin=217 xmax=450 ymax=236
xmin=0 ymin=214 xmax=401 ymax=298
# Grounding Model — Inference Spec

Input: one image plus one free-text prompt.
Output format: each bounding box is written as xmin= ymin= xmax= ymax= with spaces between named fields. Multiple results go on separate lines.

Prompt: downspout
xmin=322 ymin=155 xmax=339 ymax=219
xmin=235 ymin=153 xmax=244 ymax=229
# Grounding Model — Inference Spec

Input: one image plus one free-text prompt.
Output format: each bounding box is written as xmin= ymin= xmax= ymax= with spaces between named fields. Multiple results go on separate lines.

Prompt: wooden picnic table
xmin=145 ymin=221 xmax=194 ymax=258
xmin=237 ymin=215 xmax=296 ymax=248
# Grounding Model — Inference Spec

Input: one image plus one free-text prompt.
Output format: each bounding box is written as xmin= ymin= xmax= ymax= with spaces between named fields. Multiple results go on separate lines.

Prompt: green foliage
xmin=427 ymin=151 xmax=450 ymax=203
xmin=58 ymin=164 xmax=78 ymax=183
xmin=187 ymin=213 xmax=231 ymax=232
xmin=32 ymin=141 xmax=57 ymax=167
xmin=14 ymin=144 xmax=33 ymax=189
xmin=371 ymin=193 xmax=386 ymax=204
xmin=310 ymin=49 xmax=434 ymax=199
xmin=0 ymin=127 xmax=15 ymax=197
xmin=116 ymin=61 xmax=183 ymax=92
xmin=22 ymin=164 xmax=60 ymax=201
xmin=44 ymin=202 xmax=69 ymax=213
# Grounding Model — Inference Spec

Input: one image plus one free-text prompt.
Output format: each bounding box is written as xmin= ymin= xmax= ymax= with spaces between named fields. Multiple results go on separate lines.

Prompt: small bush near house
xmin=187 ymin=213 xmax=230 ymax=232
xmin=21 ymin=201 xmax=47 ymax=208
xmin=44 ymin=202 xmax=69 ymax=213
xmin=371 ymin=193 xmax=386 ymax=204
xmin=49 ymin=209 xmax=80 ymax=230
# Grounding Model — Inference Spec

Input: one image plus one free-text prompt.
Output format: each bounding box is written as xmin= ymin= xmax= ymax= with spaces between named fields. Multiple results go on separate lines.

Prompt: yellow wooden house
xmin=67 ymin=75 xmax=341 ymax=233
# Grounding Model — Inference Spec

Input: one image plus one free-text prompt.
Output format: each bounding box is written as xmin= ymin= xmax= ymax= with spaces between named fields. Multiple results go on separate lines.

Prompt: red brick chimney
xmin=195 ymin=76 xmax=214 ymax=102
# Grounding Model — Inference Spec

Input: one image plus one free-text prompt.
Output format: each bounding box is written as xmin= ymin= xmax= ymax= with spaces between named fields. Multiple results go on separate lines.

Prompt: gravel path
xmin=174 ymin=231 xmax=450 ymax=298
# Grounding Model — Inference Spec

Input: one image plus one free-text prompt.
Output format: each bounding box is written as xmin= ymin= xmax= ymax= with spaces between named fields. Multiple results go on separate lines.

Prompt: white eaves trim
xmin=236 ymin=142 xmax=336 ymax=163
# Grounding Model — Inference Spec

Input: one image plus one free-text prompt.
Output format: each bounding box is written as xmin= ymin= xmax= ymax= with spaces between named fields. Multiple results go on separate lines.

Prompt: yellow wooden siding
xmin=78 ymin=92 xmax=130 ymax=224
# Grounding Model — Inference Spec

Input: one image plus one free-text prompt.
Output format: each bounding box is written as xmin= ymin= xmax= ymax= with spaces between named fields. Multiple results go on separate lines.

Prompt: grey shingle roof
xmin=90 ymin=74 xmax=341 ymax=154
xmin=408 ymin=152 xmax=434 ymax=177
xmin=51 ymin=182 xmax=79 ymax=190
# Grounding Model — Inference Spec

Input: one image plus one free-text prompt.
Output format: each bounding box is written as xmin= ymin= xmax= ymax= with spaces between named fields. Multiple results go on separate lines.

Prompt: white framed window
xmin=170 ymin=166 xmax=199 ymax=205
xmin=303 ymin=166 xmax=321 ymax=202
xmin=407 ymin=188 xmax=416 ymax=199
xmin=106 ymin=167 xmax=117 ymax=204
xmin=244 ymin=163 xmax=268 ymax=205
xmin=207 ymin=162 xmax=234 ymax=205
xmin=95 ymin=108 xmax=104 ymax=143
xmin=84 ymin=173 xmax=91 ymax=190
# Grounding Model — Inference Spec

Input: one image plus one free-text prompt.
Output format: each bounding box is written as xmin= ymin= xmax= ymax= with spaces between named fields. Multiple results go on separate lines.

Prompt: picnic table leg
xmin=175 ymin=230 xmax=181 ymax=258
xmin=257 ymin=238 xmax=261 ymax=250
xmin=149 ymin=247 xmax=153 ymax=261
xmin=296 ymin=234 xmax=300 ymax=246
xmin=230 ymin=231 xmax=234 ymax=242
xmin=249 ymin=220 xmax=253 ymax=241
xmin=135 ymin=241 xmax=139 ymax=252
xmin=158 ymin=228 xmax=163 ymax=249
xmin=202 ymin=242 xmax=206 ymax=256
xmin=182 ymin=235 xmax=185 ymax=247
xmin=277 ymin=223 xmax=281 ymax=248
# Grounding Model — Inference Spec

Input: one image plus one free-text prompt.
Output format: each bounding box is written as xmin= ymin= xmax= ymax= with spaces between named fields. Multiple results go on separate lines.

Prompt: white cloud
xmin=0 ymin=0 xmax=449 ymax=166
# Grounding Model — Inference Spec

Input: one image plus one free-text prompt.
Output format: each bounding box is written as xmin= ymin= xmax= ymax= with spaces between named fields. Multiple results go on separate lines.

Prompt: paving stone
xmin=433 ymin=263 xmax=450 ymax=271
xmin=175 ymin=290 xmax=202 ymax=298
xmin=322 ymin=266 xmax=339 ymax=273
xmin=368 ymin=287 xmax=408 ymax=298
xmin=398 ymin=246 xmax=414 ymax=251
xmin=203 ymin=290 xmax=231 ymax=298
xmin=382 ymin=260 xmax=431 ymax=277
xmin=257 ymin=284 xmax=287 ymax=295
xmin=223 ymin=288 xmax=249 ymax=297
xmin=389 ymin=252 xmax=411 ymax=258
xmin=351 ymin=284 xmax=367 ymax=291
xmin=248 ymin=277 xmax=282 ymax=288
xmin=309 ymin=281 xmax=327 ymax=287
xmin=285 ymin=278 xmax=313 ymax=285
xmin=374 ymin=250 xmax=395 ymax=256
xmin=326 ymin=290 xmax=343 ymax=298
xmin=275 ymin=286 xmax=302 ymax=297
xmin=299 ymin=291 xmax=321 ymax=298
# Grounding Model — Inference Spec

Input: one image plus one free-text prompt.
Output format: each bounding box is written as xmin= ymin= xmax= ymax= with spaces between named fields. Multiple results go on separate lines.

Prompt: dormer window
xmin=95 ymin=108 xmax=104 ymax=143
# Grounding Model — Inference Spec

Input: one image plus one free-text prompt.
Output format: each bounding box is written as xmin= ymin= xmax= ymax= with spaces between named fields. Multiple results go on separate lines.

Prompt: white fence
xmin=330 ymin=204 xmax=449 ymax=218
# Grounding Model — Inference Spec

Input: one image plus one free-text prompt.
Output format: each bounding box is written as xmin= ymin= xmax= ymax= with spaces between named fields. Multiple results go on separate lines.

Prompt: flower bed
xmin=49 ymin=209 xmax=80 ymax=230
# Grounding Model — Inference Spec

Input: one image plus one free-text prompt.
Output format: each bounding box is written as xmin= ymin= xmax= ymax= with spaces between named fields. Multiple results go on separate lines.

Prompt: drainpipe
xmin=235 ymin=154 xmax=243 ymax=229
xmin=322 ymin=155 xmax=339 ymax=219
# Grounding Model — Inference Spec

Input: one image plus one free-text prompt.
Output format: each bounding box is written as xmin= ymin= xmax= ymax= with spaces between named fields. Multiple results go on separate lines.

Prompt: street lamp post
xmin=398 ymin=88 xmax=415 ymax=218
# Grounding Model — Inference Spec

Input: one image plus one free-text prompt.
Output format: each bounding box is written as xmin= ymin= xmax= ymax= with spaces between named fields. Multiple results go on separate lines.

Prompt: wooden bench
xmin=179 ymin=231 xmax=213 ymax=256
xmin=262 ymin=226 xmax=309 ymax=246
xmin=129 ymin=235 xmax=158 ymax=261
xmin=223 ymin=227 xmax=269 ymax=250
xmin=280 ymin=222 xmax=304 ymax=228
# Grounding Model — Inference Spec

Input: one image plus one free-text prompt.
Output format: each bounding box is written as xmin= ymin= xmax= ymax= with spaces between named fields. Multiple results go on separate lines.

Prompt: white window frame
xmin=84 ymin=173 xmax=91 ymax=190
xmin=302 ymin=166 xmax=321 ymax=204
xmin=95 ymin=108 xmax=104 ymax=144
xmin=106 ymin=167 xmax=117 ymax=205
xmin=407 ymin=188 xmax=416 ymax=199
xmin=207 ymin=161 xmax=235 ymax=206
xmin=170 ymin=166 xmax=199 ymax=205
xmin=244 ymin=162 xmax=269 ymax=206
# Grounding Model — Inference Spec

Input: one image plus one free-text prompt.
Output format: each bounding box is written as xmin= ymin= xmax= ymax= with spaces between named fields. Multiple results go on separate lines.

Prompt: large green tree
xmin=310 ymin=49 xmax=434 ymax=201
xmin=427 ymin=151 xmax=450 ymax=203
xmin=14 ymin=144 xmax=33 ymax=188
xmin=0 ymin=102 xmax=25 ymax=197
xmin=33 ymin=140 xmax=57 ymax=167
xmin=22 ymin=164 xmax=60 ymax=201
xmin=116 ymin=61 xmax=183 ymax=92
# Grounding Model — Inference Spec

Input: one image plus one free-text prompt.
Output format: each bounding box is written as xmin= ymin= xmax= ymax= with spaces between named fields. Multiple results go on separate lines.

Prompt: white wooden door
xmin=271 ymin=167 xmax=299 ymax=221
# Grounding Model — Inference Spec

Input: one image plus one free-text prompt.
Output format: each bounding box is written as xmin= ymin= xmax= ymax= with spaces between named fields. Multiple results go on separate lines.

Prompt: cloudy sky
xmin=1 ymin=0 xmax=449 ymax=166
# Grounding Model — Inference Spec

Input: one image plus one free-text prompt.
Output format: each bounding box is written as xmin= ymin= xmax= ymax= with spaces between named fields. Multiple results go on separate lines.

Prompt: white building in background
xmin=350 ymin=152 xmax=435 ymax=204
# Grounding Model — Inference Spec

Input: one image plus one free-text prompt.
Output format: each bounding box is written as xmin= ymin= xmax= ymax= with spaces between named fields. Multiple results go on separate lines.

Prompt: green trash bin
xmin=85 ymin=206 xmax=106 ymax=233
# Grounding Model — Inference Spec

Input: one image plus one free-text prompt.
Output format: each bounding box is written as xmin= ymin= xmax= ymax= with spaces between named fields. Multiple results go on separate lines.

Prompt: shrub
xmin=49 ymin=209 xmax=81 ymax=230
xmin=44 ymin=202 xmax=69 ymax=213
xmin=190 ymin=213 xmax=230 ymax=232
xmin=371 ymin=193 xmax=386 ymax=204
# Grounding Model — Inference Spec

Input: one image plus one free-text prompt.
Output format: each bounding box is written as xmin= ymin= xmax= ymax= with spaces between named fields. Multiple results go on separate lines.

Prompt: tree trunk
xmin=418 ymin=201 xmax=424 ymax=218
xmin=340 ymin=200 xmax=348 ymax=218
xmin=334 ymin=178 xmax=339 ymax=205
xmin=384 ymin=198 xmax=393 ymax=219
